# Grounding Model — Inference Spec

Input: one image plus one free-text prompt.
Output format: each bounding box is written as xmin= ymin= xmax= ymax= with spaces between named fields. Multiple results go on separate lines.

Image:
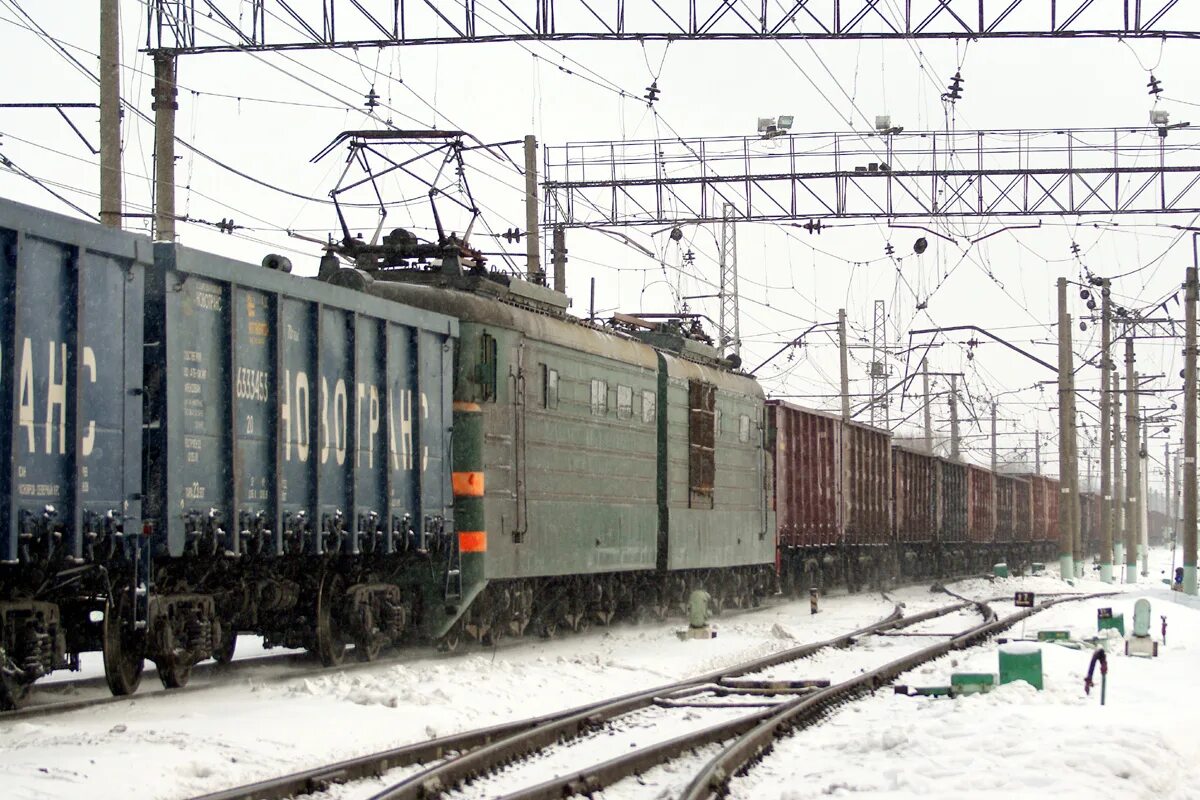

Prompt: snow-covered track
xmin=677 ymin=590 xmax=1119 ymax=800
xmin=349 ymin=601 xmax=979 ymax=800
xmin=188 ymin=601 xmax=977 ymax=800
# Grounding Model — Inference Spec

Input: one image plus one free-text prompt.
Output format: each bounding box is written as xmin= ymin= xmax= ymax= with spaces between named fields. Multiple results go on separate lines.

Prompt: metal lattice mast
xmin=870 ymin=300 xmax=887 ymax=427
xmin=718 ymin=203 xmax=740 ymax=360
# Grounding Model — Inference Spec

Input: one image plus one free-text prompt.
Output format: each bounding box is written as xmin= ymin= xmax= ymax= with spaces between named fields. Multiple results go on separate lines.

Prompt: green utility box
xmin=951 ymin=673 xmax=996 ymax=695
xmin=993 ymin=563 xmax=1010 ymax=578
xmin=1097 ymin=613 xmax=1125 ymax=637
xmin=999 ymin=643 xmax=1043 ymax=690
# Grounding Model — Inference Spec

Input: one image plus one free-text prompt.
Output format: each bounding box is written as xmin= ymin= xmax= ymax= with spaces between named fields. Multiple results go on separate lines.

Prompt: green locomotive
xmin=326 ymin=236 xmax=775 ymax=646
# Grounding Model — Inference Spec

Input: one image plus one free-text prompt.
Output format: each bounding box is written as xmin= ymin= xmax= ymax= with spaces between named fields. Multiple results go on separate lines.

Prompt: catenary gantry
xmin=542 ymin=126 xmax=1200 ymax=227
xmin=147 ymin=0 xmax=1193 ymax=52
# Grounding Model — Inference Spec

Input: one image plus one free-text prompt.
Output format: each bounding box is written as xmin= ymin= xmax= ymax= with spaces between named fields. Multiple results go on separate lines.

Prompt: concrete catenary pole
xmin=949 ymin=374 xmax=961 ymax=461
xmin=524 ymin=135 xmax=542 ymax=283
xmin=838 ymin=309 xmax=851 ymax=422
xmin=1035 ymin=430 xmax=1041 ymax=475
xmin=1068 ymin=317 xmax=1083 ymax=577
xmin=1098 ymin=280 xmax=1114 ymax=581
xmin=1057 ymin=278 xmax=1074 ymax=579
xmin=991 ymin=400 xmax=998 ymax=471
xmin=1125 ymin=337 xmax=1139 ymax=584
xmin=1141 ymin=416 xmax=1150 ymax=576
xmin=99 ymin=0 xmax=122 ymax=229
xmin=922 ymin=358 xmax=933 ymax=454
xmin=152 ymin=53 xmax=177 ymax=243
xmin=551 ymin=225 xmax=567 ymax=295
xmin=1183 ymin=264 xmax=1198 ymax=594
xmin=1113 ymin=370 xmax=1125 ymax=568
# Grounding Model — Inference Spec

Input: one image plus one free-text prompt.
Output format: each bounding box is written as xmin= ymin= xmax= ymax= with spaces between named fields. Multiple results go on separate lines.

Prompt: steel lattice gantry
xmin=542 ymin=127 xmax=1200 ymax=228
xmin=147 ymin=0 xmax=1193 ymax=52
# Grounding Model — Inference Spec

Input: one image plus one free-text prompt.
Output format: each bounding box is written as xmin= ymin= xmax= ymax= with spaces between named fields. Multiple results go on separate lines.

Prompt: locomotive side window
xmin=641 ymin=390 xmax=656 ymax=424
xmin=590 ymin=378 xmax=608 ymax=415
xmin=739 ymin=414 xmax=751 ymax=443
xmin=687 ymin=380 xmax=716 ymax=509
xmin=479 ymin=333 xmax=498 ymax=402
xmin=616 ymin=384 xmax=633 ymax=419
xmin=542 ymin=365 xmax=559 ymax=409
xmin=714 ymin=407 xmax=722 ymax=436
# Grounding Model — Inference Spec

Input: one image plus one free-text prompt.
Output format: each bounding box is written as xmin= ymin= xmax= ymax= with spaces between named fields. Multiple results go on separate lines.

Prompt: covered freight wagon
xmin=0 ymin=198 xmax=149 ymax=706
xmin=769 ymin=402 xmax=891 ymax=591
xmin=995 ymin=473 xmax=1033 ymax=569
xmin=892 ymin=446 xmax=938 ymax=578
xmin=1022 ymin=474 xmax=1060 ymax=561
xmin=966 ymin=465 xmax=996 ymax=562
xmin=938 ymin=458 xmax=969 ymax=572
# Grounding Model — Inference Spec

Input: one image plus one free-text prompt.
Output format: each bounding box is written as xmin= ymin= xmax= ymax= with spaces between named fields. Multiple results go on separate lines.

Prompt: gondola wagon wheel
xmin=315 ymin=572 xmax=347 ymax=667
xmin=102 ymin=587 xmax=145 ymax=697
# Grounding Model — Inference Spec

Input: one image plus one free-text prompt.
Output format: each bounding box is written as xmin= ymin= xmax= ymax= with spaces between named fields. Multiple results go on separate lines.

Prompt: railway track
xmin=0 ymin=584 xmax=842 ymax=724
xmin=0 ymin=570 xmax=1013 ymax=726
xmin=190 ymin=596 xmax=982 ymax=800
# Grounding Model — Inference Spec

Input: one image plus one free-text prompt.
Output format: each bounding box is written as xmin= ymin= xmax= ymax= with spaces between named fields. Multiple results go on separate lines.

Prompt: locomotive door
xmin=510 ymin=338 xmax=528 ymax=540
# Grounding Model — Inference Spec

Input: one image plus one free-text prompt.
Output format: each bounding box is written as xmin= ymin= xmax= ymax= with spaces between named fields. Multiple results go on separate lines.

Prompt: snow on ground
xmin=0 ymin=588 xmax=904 ymax=800
xmin=0 ymin=552 xmax=1186 ymax=800
xmin=721 ymin=553 xmax=1199 ymax=800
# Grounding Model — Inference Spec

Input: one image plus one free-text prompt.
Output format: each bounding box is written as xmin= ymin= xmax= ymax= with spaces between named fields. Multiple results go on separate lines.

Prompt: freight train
xmin=0 ymin=197 xmax=1063 ymax=708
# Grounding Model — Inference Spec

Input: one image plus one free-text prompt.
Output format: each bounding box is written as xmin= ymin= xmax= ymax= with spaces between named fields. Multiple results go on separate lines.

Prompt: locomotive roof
xmin=348 ymin=274 xmax=762 ymax=399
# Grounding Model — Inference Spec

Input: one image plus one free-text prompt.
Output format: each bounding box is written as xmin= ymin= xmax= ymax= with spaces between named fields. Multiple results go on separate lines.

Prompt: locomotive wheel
xmin=158 ymin=657 xmax=192 ymax=690
xmin=355 ymin=633 xmax=382 ymax=663
xmin=102 ymin=589 xmax=145 ymax=697
xmin=315 ymin=573 xmax=347 ymax=667
xmin=212 ymin=624 xmax=237 ymax=666
xmin=0 ymin=668 xmax=32 ymax=711
xmin=437 ymin=620 xmax=463 ymax=652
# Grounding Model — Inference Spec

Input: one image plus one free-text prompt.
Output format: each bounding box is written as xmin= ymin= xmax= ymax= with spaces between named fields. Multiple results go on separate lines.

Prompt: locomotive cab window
xmin=616 ymin=384 xmax=633 ymax=419
xmin=590 ymin=378 xmax=608 ymax=415
xmin=687 ymin=380 xmax=716 ymax=509
xmin=542 ymin=365 xmax=559 ymax=409
xmin=478 ymin=333 xmax=498 ymax=402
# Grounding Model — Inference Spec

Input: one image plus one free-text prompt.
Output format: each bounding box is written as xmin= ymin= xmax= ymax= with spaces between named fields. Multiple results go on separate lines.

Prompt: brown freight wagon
xmin=939 ymin=459 xmax=968 ymax=543
xmin=995 ymin=474 xmax=1017 ymax=544
xmin=768 ymin=401 xmax=892 ymax=591
xmin=937 ymin=458 xmax=970 ymax=572
xmin=1011 ymin=476 xmax=1033 ymax=542
xmin=893 ymin=446 xmax=939 ymax=578
xmin=1022 ymin=475 xmax=1061 ymax=561
xmin=966 ymin=465 xmax=996 ymax=548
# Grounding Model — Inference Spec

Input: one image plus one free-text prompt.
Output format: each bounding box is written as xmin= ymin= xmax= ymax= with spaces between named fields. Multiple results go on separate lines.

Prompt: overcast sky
xmin=3 ymin=1 xmax=1199 ymax=494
